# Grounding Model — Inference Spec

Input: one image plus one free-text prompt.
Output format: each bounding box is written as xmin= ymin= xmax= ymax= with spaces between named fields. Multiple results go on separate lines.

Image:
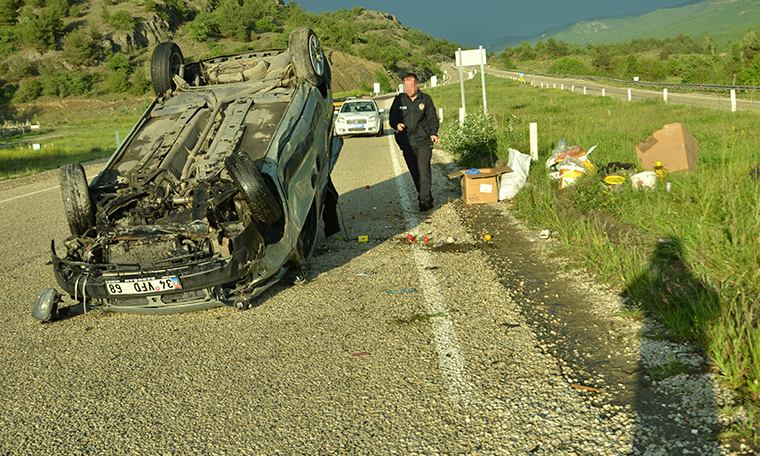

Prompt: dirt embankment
xmin=327 ymin=51 xmax=401 ymax=93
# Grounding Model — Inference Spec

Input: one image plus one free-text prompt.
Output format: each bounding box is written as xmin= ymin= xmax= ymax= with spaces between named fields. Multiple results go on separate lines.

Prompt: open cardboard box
xmin=447 ymin=165 xmax=513 ymax=204
xmin=636 ymin=123 xmax=698 ymax=172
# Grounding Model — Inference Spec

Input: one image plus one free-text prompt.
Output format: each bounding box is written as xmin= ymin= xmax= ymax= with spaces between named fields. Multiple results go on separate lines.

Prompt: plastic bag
xmin=498 ymin=148 xmax=531 ymax=200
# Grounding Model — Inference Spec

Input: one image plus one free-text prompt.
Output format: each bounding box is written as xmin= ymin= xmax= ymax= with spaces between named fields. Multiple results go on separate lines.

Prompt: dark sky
xmin=295 ymin=0 xmax=694 ymax=47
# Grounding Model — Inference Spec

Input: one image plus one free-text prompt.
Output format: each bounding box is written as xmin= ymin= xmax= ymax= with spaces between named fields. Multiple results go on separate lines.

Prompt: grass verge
xmin=429 ymin=74 xmax=760 ymax=431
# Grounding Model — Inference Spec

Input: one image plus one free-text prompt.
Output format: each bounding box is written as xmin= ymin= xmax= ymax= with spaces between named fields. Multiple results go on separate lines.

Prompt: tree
xmin=216 ymin=0 xmax=248 ymax=42
xmin=0 ymin=0 xmax=19 ymax=25
xmin=738 ymin=52 xmax=760 ymax=85
xmin=738 ymin=29 xmax=760 ymax=64
xmin=63 ymin=28 xmax=97 ymax=66
xmin=702 ymin=31 xmax=717 ymax=55
xmin=16 ymin=8 xmax=64 ymax=52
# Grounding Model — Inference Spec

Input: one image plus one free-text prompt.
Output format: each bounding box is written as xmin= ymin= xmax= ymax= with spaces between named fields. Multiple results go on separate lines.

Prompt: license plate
xmin=106 ymin=277 xmax=182 ymax=295
xmin=356 ymin=124 xmax=364 ymax=128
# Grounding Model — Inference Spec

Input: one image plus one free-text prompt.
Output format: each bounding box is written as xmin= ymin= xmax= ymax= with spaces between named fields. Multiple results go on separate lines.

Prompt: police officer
xmin=389 ymin=72 xmax=440 ymax=212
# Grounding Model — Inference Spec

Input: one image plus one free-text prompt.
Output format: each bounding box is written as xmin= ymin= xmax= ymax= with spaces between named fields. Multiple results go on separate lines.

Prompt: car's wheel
xmin=32 ymin=288 xmax=60 ymax=322
xmin=224 ymin=150 xmax=282 ymax=226
xmin=60 ymin=163 xmax=94 ymax=237
xmin=376 ymin=124 xmax=384 ymax=137
xmin=289 ymin=27 xmax=325 ymax=87
xmin=151 ymin=42 xmax=184 ymax=97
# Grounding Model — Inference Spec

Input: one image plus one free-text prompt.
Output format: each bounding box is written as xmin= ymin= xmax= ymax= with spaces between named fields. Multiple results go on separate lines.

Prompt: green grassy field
xmin=430 ymin=75 xmax=760 ymax=432
xmin=0 ymin=103 xmax=147 ymax=180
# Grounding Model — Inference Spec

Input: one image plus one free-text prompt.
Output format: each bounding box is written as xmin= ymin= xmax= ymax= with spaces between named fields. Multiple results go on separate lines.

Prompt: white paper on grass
xmin=499 ymin=148 xmax=532 ymax=201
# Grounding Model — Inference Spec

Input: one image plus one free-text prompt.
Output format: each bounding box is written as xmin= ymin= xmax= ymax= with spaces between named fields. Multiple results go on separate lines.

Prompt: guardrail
xmin=491 ymin=68 xmax=760 ymax=94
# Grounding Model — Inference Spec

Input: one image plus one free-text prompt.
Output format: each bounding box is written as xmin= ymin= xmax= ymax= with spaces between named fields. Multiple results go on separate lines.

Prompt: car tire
xmin=376 ymin=124 xmax=383 ymax=137
xmin=151 ymin=42 xmax=184 ymax=97
xmin=32 ymin=288 xmax=60 ymax=322
xmin=224 ymin=150 xmax=282 ymax=226
xmin=60 ymin=163 xmax=95 ymax=237
xmin=289 ymin=27 xmax=325 ymax=87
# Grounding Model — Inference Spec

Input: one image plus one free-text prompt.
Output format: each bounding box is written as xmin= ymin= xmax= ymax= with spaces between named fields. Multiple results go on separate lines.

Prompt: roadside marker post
xmin=731 ymin=89 xmax=737 ymax=112
xmin=628 ymin=89 xmax=632 ymax=101
xmin=529 ymin=123 xmax=538 ymax=162
xmin=663 ymin=88 xmax=668 ymax=103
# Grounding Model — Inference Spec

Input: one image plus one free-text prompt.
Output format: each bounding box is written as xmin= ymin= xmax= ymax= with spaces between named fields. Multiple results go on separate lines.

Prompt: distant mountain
xmin=488 ymin=0 xmax=759 ymax=53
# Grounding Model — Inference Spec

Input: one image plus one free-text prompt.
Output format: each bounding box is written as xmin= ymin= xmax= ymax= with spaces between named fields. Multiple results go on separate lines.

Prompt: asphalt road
xmin=483 ymin=67 xmax=758 ymax=112
xmin=0 ymin=99 xmax=730 ymax=455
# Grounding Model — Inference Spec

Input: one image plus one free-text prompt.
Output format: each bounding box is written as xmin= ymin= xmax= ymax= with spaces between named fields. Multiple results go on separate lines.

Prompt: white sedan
xmin=334 ymin=99 xmax=384 ymax=137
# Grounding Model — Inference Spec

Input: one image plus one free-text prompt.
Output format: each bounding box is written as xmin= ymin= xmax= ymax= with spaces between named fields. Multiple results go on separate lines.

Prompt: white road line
xmin=387 ymin=134 xmax=474 ymax=405
xmin=0 ymin=185 xmax=59 ymax=204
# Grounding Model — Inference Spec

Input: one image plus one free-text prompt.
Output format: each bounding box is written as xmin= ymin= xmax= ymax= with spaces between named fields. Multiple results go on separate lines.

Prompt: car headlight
xmin=336 ymin=117 xmax=345 ymax=123
xmin=368 ymin=116 xmax=378 ymax=122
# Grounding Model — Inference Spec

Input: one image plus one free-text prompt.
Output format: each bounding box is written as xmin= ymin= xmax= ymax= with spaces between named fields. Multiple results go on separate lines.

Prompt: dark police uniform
xmin=389 ymin=90 xmax=439 ymax=211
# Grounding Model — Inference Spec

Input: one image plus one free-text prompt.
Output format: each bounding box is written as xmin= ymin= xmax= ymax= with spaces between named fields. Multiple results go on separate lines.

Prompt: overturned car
xmin=33 ymin=27 xmax=342 ymax=321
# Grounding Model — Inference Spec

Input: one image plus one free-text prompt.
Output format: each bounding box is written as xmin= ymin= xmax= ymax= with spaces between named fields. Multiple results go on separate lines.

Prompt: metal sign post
xmin=456 ymin=47 xmax=488 ymax=118
xmin=479 ymin=45 xmax=487 ymax=114
xmin=457 ymin=48 xmax=466 ymax=121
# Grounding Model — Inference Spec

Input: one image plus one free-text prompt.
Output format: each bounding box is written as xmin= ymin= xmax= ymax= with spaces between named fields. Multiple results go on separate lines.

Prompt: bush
xmin=441 ymin=111 xmax=497 ymax=166
xmin=47 ymin=0 xmax=68 ymax=17
xmin=107 ymin=9 xmax=136 ymax=32
xmin=63 ymin=28 xmax=97 ymax=66
xmin=106 ymin=73 xmax=129 ymax=92
xmin=1 ymin=53 xmax=32 ymax=81
xmin=254 ymin=17 xmax=275 ymax=33
xmin=106 ymin=51 xmax=131 ymax=75
xmin=548 ymin=57 xmax=589 ymax=76
xmin=185 ymin=11 xmax=218 ymax=42
xmin=13 ymin=78 xmax=41 ymax=102
xmin=129 ymin=68 xmax=150 ymax=95
xmin=374 ymin=69 xmax=393 ymax=92
xmin=39 ymin=62 xmax=92 ymax=98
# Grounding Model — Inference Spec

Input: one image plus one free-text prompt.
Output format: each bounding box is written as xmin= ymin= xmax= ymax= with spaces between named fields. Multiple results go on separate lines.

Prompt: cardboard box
xmin=447 ymin=165 xmax=513 ymax=204
xmin=635 ymin=123 xmax=698 ymax=172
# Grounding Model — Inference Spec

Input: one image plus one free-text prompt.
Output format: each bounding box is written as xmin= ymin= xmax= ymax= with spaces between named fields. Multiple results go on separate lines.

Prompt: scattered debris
xmin=539 ymin=230 xmax=551 ymax=240
xmin=447 ymin=165 xmax=514 ymax=204
xmin=570 ymin=384 xmax=605 ymax=393
xmin=386 ymin=289 xmax=417 ymax=295
xmin=636 ymin=123 xmax=698 ymax=173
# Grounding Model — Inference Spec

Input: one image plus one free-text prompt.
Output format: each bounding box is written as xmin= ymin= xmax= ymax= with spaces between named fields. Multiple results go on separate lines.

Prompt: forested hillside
xmin=0 ymin=0 xmax=460 ymax=105
xmin=492 ymin=31 xmax=760 ymax=86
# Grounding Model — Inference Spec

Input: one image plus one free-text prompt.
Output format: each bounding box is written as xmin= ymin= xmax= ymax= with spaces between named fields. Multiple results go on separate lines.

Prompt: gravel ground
xmin=0 ymin=119 xmax=754 ymax=454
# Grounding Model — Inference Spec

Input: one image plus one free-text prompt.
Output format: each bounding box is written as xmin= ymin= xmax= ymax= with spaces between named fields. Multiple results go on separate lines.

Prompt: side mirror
xmin=378 ymin=109 xmax=385 ymax=113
